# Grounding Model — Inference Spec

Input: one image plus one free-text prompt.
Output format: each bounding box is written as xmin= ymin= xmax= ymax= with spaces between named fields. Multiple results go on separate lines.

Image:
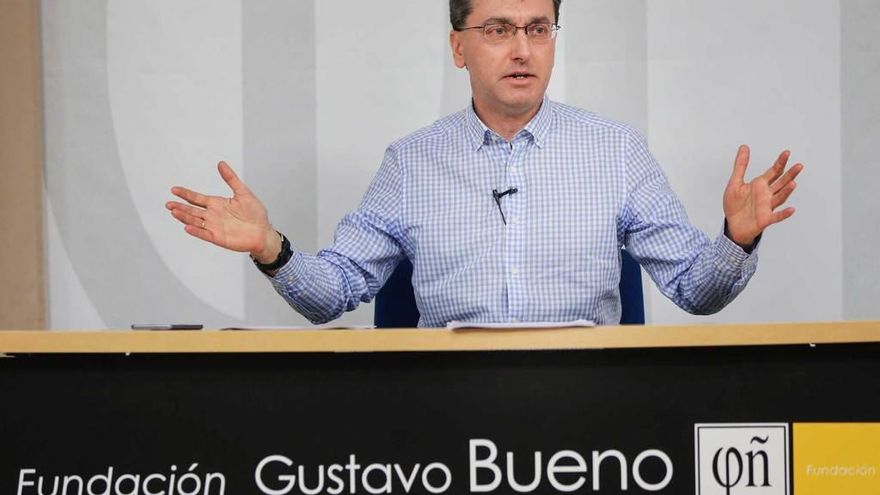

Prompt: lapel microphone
xmin=492 ymin=187 xmax=518 ymax=225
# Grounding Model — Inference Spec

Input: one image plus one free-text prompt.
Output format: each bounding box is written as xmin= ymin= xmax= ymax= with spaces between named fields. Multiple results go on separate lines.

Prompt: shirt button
xmin=510 ymin=217 xmax=519 ymax=225
xmin=509 ymin=166 xmax=518 ymax=174
xmin=287 ymin=276 xmax=294 ymax=283
xmin=511 ymin=267 xmax=519 ymax=275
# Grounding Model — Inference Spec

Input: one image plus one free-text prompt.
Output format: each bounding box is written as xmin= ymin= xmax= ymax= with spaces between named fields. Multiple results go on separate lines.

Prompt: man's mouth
xmin=505 ymin=72 xmax=535 ymax=80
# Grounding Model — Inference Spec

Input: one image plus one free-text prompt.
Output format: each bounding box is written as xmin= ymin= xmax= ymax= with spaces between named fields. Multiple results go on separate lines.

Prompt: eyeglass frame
xmin=456 ymin=22 xmax=561 ymax=43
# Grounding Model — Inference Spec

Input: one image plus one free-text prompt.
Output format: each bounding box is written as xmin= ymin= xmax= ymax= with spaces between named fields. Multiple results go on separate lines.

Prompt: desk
xmin=2 ymin=322 xmax=878 ymax=494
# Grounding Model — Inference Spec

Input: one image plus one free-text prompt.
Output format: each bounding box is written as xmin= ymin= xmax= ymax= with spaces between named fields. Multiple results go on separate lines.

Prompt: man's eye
xmin=531 ymin=25 xmax=548 ymax=35
xmin=490 ymin=26 xmax=507 ymax=35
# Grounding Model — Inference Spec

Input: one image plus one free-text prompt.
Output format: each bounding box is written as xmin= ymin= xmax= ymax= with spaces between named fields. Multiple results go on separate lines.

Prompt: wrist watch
xmin=251 ymin=231 xmax=293 ymax=275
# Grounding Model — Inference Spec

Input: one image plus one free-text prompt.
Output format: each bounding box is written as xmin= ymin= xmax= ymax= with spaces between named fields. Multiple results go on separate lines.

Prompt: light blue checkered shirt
xmin=269 ymin=97 xmax=758 ymax=326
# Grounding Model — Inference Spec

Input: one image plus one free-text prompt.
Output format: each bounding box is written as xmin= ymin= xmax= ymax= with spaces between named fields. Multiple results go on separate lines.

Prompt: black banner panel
xmin=1 ymin=344 xmax=878 ymax=494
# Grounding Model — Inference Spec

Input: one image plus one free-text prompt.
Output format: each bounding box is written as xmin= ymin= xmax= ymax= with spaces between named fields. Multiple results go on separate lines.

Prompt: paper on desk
xmin=446 ymin=319 xmax=595 ymax=330
xmin=220 ymin=324 xmax=376 ymax=331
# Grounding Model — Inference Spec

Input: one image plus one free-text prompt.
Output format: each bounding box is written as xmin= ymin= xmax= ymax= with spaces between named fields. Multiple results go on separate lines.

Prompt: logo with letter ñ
xmin=695 ymin=423 xmax=790 ymax=495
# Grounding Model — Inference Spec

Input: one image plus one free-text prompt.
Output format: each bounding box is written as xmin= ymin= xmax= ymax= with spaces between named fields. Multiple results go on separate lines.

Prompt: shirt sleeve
xmin=264 ymin=147 xmax=406 ymax=324
xmin=620 ymin=131 xmax=759 ymax=315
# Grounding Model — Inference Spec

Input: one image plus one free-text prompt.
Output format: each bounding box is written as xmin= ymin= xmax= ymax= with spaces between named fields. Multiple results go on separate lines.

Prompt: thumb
xmin=217 ymin=161 xmax=252 ymax=196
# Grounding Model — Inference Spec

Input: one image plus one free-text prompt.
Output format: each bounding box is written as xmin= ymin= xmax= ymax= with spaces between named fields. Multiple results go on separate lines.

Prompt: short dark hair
xmin=450 ymin=0 xmax=562 ymax=30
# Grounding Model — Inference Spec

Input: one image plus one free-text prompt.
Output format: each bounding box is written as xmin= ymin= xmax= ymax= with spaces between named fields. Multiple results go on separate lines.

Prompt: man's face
xmin=450 ymin=0 xmax=556 ymax=118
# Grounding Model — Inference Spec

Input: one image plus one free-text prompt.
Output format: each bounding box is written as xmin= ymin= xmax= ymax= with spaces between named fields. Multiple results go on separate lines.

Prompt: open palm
xmin=723 ymin=145 xmax=803 ymax=247
xmin=166 ymin=162 xmax=273 ymax=255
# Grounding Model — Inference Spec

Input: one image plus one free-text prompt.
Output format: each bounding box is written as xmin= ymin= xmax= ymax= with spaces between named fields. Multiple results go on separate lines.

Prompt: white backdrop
xmin=41 ymin=0 xmax=880 ymax=329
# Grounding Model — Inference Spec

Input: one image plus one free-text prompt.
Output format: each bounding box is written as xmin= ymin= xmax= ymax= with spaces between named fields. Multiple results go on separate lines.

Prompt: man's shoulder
xmin=549 ymin=101 xmax=645 ymax=141
xmin=387 ymin=110 xmax=467 ymax=152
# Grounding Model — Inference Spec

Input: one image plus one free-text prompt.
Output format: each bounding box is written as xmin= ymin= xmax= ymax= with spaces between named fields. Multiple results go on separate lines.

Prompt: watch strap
xmin=251 ymin=231 xmax=293 ymax=274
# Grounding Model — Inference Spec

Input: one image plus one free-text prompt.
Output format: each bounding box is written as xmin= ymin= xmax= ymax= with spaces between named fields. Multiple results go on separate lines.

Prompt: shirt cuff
xmin=723 ymin=218 xmax=762 ymax=254
xmin=715 ymin=223 xmax=759 ymax=277
xmin=266 ymin=251 xmax=308 ymax=292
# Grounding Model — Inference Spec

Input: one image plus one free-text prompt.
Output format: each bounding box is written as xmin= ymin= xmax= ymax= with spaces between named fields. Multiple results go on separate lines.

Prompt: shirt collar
xmin=465 ymin=95 xmax=554 ymax=150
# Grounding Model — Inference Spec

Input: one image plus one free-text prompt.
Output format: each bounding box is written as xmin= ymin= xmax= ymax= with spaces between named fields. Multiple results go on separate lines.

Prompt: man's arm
xmin=621 ymin=135 xmax=803 ymax=314
xmin=166 ymin=152 xmax=406 ymax=324
xmin=267 ymin=149 xmax=406 ymax=323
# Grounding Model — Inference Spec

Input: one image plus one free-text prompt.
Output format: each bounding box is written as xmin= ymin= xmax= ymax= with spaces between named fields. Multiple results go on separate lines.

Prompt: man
xmin=166 ymin=0 xmax=802 ymax=326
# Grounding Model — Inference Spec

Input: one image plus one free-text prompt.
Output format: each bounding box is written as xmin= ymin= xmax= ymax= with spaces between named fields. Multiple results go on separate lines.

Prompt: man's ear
xmin=450 ymin=30 xmax=467 ymax=69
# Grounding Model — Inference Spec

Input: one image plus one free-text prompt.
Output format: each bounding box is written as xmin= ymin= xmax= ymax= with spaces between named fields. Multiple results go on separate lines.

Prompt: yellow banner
xmin=794 ymin=423 xmax=880 ymax=494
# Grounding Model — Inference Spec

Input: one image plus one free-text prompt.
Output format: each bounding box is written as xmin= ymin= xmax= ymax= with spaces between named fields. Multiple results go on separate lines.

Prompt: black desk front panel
xmin=2 ymin=344 xmax=877 ymax=494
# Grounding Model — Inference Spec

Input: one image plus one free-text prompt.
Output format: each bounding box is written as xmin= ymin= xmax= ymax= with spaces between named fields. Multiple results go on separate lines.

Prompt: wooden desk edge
xmin=1 ymin=321 xmax=879 ymax=354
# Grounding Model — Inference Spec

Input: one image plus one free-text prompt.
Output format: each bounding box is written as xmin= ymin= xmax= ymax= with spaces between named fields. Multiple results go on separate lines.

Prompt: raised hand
xmin=166 ymin=161 xmax=280 ymax=262
xmin=723 ymin=145 xmax=804 ymax=248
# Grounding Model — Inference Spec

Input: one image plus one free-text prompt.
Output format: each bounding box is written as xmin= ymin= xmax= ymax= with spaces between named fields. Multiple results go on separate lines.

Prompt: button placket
xmin=489 ymin=137 xmax=515 ymax=317
xmin=504 ymin=137 xmax=527 ymax=320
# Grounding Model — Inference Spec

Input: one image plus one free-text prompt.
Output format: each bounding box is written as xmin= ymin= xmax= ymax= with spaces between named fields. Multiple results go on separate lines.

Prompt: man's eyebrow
xmin=481 ymin=17 xmax=514 ymax=25
xmin=481 ymin=15 xmax=553 ymax=25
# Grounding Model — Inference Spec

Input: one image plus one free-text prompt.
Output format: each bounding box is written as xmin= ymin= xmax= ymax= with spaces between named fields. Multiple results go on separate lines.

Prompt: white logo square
xmin=694 ymin=423 xmax=790 ymax=495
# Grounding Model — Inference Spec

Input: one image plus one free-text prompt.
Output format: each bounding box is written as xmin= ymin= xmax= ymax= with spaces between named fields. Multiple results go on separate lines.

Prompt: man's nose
xmin=510 ymin=29 xmax=532 ymax=60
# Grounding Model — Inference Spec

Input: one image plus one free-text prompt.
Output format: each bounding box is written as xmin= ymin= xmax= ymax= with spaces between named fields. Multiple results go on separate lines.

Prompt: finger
xmin=771 ymin=181 xmax=796 ymax=210
xmin=218 ymin=161 xmax=252 ymax=196
xmin=171 ymin=186 xmax=210 ymax=208
xmin=184 ymin=224 xmax=216 ymax=244
xmin=761 ymin=149 xmax=790 ymax=183
xmin=170 ymin=207 xmax=207 ymax=229
xmin=165 ymin=201 xmax=206 ymax=217
xmin=769 ymin=206 xmax=796 ymax=226
xmin=770 ymin=162 xmax=804 ymax=193
xmin=729 ymin=144 xmax=750 ymax=187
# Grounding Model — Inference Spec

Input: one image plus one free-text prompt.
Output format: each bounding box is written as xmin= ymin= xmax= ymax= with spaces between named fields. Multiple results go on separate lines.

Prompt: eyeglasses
xmin=459 ymin=23 xmax=560 ymax=43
